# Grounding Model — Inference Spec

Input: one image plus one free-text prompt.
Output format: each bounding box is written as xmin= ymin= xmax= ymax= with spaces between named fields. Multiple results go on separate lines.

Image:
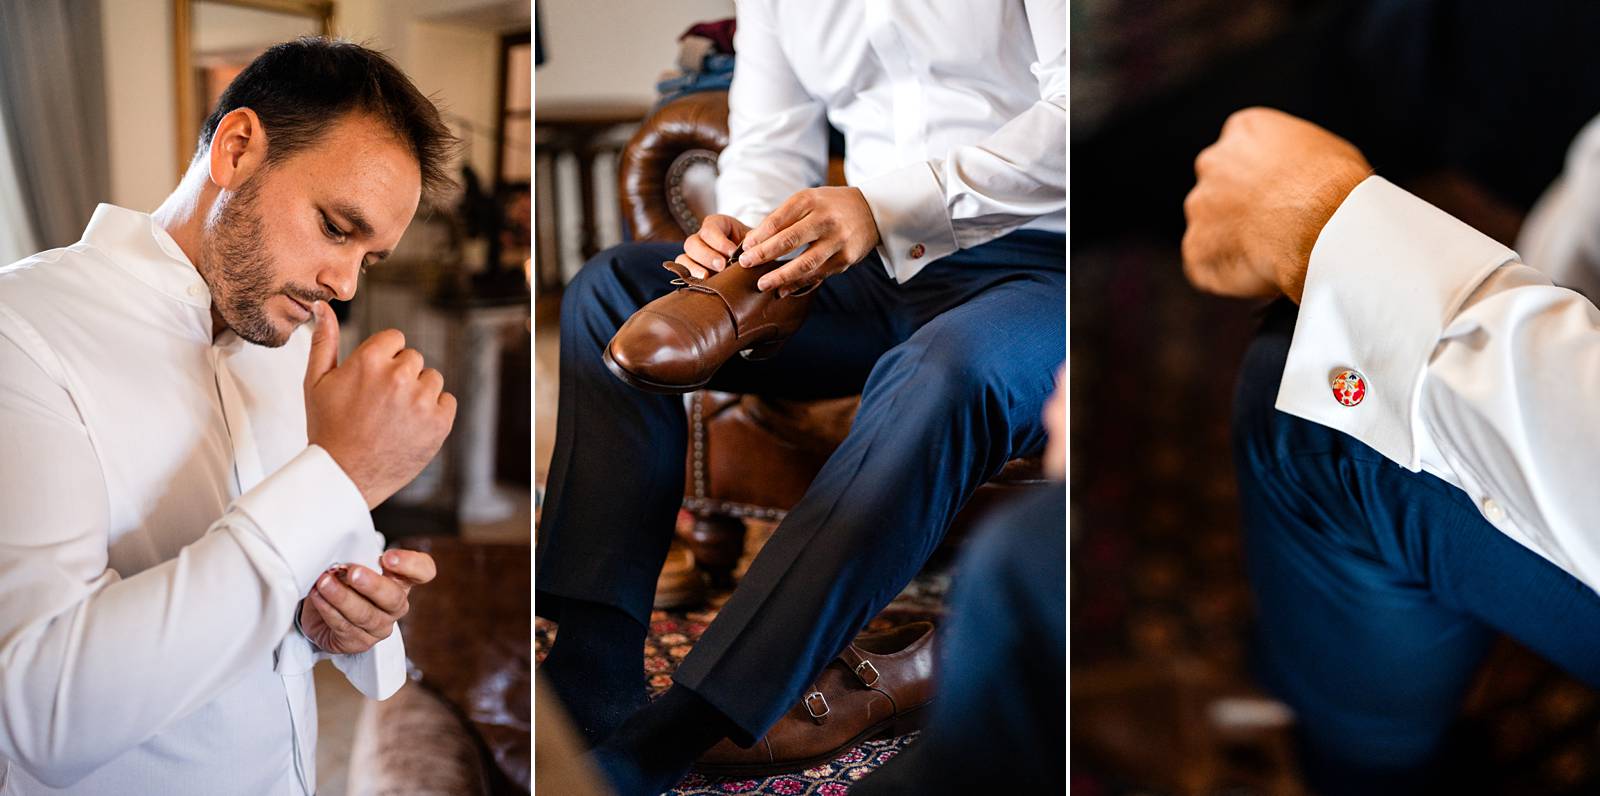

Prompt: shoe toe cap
xmin=608 ymin=311 xmax=704 ymax=381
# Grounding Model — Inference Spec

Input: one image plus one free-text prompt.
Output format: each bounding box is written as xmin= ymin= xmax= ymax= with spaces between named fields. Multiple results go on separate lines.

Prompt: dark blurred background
xmin=1070 ymin=1 xmax=1600 ymax=793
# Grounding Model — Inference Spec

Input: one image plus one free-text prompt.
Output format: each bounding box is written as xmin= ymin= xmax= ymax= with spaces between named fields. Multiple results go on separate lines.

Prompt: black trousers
xmin=536 ymin=231 xmax=1065 ymax=742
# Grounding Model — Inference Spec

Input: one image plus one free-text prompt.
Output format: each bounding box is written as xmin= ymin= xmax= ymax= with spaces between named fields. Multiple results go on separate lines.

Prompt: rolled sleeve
xmin=1275 ymin=176 xmax=1518 ymax=469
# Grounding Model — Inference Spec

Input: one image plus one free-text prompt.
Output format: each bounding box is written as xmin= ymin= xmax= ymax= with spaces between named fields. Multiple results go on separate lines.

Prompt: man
xmin=1183 ymin=107 xmax=1600 ymax=792
xmin=0 ymin=39 xmax=457 ymax=793
xmin=535 ymin=1 xmax=1065 ymax=793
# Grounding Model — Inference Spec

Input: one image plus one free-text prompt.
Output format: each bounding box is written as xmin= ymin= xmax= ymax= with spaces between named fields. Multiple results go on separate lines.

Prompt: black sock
xmin=540 ymin=598 xmax=650 ymax=746
xmin=590 ymin=685 xmax=740 ymax=795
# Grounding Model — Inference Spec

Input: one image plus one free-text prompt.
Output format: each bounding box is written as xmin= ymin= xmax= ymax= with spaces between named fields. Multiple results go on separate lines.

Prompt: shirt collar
xmin=80 ymin=203 xmax=212 ymax=310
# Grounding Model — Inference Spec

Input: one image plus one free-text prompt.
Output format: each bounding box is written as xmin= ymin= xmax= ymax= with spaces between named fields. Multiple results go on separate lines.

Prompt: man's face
xmin=201 ymin=113 xmax=422 ymax=347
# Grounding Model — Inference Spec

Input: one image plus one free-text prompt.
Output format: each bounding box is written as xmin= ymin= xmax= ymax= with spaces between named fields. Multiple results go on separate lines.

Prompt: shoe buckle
xmin=804 ymin=691 xmax=830 ymax=722
xmin=854 ymin=660 xmax=881 ymax=687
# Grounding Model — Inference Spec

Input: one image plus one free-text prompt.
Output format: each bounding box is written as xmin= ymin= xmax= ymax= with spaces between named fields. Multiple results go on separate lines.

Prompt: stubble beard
xmin=201 ymin=177 xmax=318 ymax=348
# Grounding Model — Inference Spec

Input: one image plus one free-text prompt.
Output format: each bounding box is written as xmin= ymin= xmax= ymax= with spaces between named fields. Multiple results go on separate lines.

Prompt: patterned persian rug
xmin=536 ymin=518 xmax=949 ymax=795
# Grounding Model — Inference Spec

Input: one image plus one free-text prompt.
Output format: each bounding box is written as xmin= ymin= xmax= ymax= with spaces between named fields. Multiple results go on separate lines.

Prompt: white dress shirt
xmin=0 ymin=205 xmax=405 ymax=794
xmin=1276 ymin=122 xmax=1600 ymax=593
xmin=716 ymin=0 xmax=1066 ymax=283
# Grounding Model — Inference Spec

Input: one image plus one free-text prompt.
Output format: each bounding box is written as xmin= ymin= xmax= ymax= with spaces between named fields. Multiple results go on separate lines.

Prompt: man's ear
xmin=207 ymin=108 xmax=268 ymax=190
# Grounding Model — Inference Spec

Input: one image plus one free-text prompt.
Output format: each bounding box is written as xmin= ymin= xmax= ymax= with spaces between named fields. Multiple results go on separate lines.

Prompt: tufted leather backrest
xmin=618 ymin=91 xmax=730 ymax=242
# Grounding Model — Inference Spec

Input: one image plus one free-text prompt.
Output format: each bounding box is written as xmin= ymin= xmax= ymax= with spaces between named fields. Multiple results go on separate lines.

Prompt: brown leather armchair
xmin=617 ymin=90 xmax=1050 ymax=583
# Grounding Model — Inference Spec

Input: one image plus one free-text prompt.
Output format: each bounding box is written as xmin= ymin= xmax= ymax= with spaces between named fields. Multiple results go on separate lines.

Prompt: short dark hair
xmin=196 ymin=37 xmax=458 ymax=200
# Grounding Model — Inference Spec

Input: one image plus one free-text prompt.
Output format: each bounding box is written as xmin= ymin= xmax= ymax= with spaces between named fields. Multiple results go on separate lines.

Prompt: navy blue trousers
xmin=536 ymin=231 xmax=1065 ymax=743
xmin=1234 ymin=301 xmax=1600 ymax=794
xmin=852 ymin=486 xmax=1066 ymax=794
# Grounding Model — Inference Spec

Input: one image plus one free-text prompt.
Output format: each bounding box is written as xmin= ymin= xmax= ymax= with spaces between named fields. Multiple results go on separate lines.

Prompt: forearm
xmin=0 ymin=446 xmax=378 ymax=786
xmin=1277 ymin=176 xmax=1600 ymax=589
xmin=857 ymin=0 xmax=1065 ymax=281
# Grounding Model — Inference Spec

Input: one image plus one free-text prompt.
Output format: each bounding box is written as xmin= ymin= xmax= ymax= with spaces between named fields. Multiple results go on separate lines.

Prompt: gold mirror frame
xmin=173 ymin=0 xmax=334 ymax=174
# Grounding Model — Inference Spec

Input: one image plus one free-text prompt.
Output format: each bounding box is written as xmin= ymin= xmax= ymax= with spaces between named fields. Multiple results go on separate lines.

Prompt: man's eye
xmin=321 ymin=214 xmax=347 ymax=243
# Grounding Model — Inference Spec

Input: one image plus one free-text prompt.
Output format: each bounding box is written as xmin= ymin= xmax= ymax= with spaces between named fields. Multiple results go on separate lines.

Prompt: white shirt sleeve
xmin=282 ymin=598 xmax=406 ymax=701
xmin=855 ymin=0 xmax=1066 ymax=281
xmin=1516 ymin=112 xmax=1600 ymax=300
xmin=1276 ymin=175 xmax=1600 ymax=590
xmin=715 ymin=0 xmax=830 ymax=231
xmin=0 ymin=333 xmax=382 ymax=787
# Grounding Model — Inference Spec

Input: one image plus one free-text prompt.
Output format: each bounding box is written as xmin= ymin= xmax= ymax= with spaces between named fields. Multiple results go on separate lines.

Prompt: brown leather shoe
xmin=603 ymin=249 xmax=815 ymax=393
xmin=694 ymin=621 xmax=936 ymax=777
xmin=654 ymin=540 xmax=708 ymax=610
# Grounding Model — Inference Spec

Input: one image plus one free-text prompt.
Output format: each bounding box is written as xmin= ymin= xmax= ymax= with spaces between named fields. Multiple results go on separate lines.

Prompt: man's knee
xmin=560 ymin=242 xmax=680 ymax=328
xmin=870 ymin=334 xmax=1035 ymax=418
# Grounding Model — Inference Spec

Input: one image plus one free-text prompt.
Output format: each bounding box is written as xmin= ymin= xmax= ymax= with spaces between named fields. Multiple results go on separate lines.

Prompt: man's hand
xmin=1181 ymin=107 xmax=1372 ymax=303
xmin=1043 ymin=363 xmax=1065 ymax=480
xmin=736 ymin=187 xmax=882 ymax=296
xmin=675 ymin=214 xmax=753 ymax=279
xmin=299 ymin=549 xmax=437 ymax=654
xmin=304 ymin=302 xmax=456 ymax=509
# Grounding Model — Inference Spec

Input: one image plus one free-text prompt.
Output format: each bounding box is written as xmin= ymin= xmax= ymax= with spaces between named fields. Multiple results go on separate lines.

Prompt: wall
xmin=533 ymin=0 xmax=734 ymax=107
xmin=99 ymin=0 xmax=525 ymax=211
xmin=101 ymin=0 xmax=176 ymax=212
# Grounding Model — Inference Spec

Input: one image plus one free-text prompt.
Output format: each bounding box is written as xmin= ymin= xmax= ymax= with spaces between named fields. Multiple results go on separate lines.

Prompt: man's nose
xmin=318 ymin=259 xmax=360 ymax=302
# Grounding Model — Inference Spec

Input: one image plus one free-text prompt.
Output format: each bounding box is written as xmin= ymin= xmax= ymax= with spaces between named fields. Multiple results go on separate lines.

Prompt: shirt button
xmin=187 ymin=283 xmax=206 ymax=298
xmin=908 ymin=243 xmax=926 ymax=259
xmin=1482 ymin=498 xmax=1506 ymax=522
xmin=1329 ymin=368 xmax=1366 ymax=407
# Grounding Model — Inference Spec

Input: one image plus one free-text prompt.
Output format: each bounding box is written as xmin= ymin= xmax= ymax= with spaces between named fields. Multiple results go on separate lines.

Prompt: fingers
xmin=697 ymin=218 xmax=742 ymax=259
xmin=314 ymin=568 xmax=393 ymax=638
xmin=672 ymin=254 xmax=708 ymax=280
xmin=308 ymin=589 xmax=381 ymax=647
xmin=740 ymin=196 xmax=813 ymax=267
xmin=342 ymin=564 xmax=409 ymax=614
xmin=742 ymin=219 xmax=824 ymax=270
xmin=680 ymin=236 xmax=722 ymax=277
xmin=677 ymin=215 xmax=752 ymax=278
xmin=354 ymin=328 xmax=406 ymax=361
xmin=755 ymin=248 xmax=846 ymax=295
xmin=393 ymin=348 xmax=424 ymax=380
xmin=381 ymin=549 xmax=438 ymax=585
xmin=419 ymin=367 xmax=444 ymax=398
xmin=304 ymin=301 xmax=340 ymax=390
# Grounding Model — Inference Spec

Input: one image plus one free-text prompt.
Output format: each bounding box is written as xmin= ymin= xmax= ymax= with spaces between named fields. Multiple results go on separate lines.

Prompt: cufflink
xmin=1330 ymin=369 xmax=1366 ymax=407
xmin=908 ymin=243 xmax=925 ymax=259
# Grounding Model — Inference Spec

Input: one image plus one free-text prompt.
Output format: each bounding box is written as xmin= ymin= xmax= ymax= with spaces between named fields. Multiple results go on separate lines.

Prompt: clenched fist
xmin=1181 ymin=107 xmax=1372 ymax=302
xmin=304 ymin=302 xmax=456 ymax=508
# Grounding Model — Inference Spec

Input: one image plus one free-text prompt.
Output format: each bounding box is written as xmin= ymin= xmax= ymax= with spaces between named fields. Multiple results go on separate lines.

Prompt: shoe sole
xmin=602 ymin=343 xmax=710 ymax=394
xmin=690 ymin=703 xmax=930 ymax=779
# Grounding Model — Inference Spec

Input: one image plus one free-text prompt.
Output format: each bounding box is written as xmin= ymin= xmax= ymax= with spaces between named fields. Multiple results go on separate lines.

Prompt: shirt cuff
xmin=332 ymin=629 xmax=408 ymax=700
xmin=1275 ymin=176 xmax=1518 ymax=469
xmin=230 ymin=444 xmax=377 ymax=597
xmin=856 ymin=161 xmax=960 ymax=282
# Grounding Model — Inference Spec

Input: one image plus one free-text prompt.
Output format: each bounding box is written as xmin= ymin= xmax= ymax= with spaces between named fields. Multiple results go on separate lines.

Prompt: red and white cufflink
xmin=1330 ymin=369 xmax=1366 ymax=407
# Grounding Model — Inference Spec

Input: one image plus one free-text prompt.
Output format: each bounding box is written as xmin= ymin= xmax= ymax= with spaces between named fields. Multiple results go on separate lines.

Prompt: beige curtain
xmin=0 ymin=0 xmax=110 ymax=250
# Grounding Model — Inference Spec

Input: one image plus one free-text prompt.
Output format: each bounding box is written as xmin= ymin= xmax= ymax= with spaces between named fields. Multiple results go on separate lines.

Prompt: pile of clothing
xmin=656 ymin=19 xmax=736 ymax=106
